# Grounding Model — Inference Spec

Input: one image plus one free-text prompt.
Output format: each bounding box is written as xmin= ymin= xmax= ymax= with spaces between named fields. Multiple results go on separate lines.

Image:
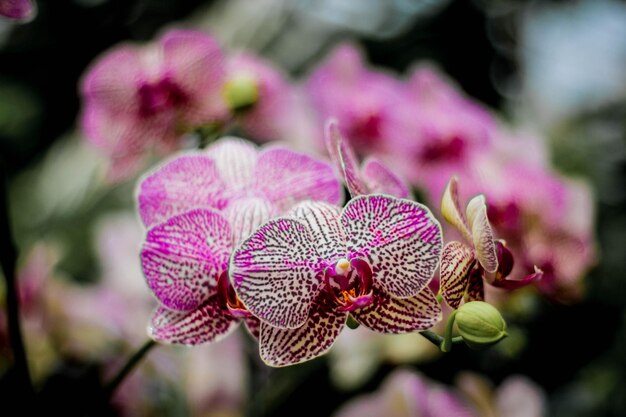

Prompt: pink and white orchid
xmin=230 ymin=195 xmax=443 ymax=366
xmin=138 ymin=137 xmax=342 ymax=345
xmin=80 ymin=29 xmax=229 ymax=180
xmin=325 ymin=119 xmax=411 ymax=199
xmin=439 ymin=177 xmax=543 ymax=309
xmin=137 ymin=136 xmax=343 ymax=230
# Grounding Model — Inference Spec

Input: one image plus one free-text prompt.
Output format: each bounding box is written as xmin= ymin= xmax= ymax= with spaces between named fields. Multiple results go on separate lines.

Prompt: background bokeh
xmin=1 ymin=0 xmax=626 ymax=416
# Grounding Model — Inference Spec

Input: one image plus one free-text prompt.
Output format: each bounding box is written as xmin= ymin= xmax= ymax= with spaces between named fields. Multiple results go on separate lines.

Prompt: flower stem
xmin=104 ymin=339 xmax=157 ymax=399
xmin=441 ymin=310 xmax=458 ymax=352
xmin=419 ymin=329 xmax=463 ymax=351
xmin=0 ymin=162 xmax=34 ymax=400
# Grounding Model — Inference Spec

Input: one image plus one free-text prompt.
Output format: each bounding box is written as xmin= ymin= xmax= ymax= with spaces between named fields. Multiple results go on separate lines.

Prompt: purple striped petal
xmin=466 ymin=268 xmax=485 ymax=302
xmin=255 ymin=147 xmax=343 ymax=212
xmin=141 ymin=209 xmax=232 ymax=311
xmin=259 ymin=297 xmax=347 ymax=367
xmin=224 ymin=197 xmax=272 ymax=244
xmin=440 ymin=241 xmax=476 ymax=309
xmin=352 ymin=286 xmax=441 ymax=333
xmin=137 ymin=154 xmax=226 ymax=227
xmin=466 ymin=195 xmax=498 ymax=273
xmin=361 ymin=158 xmax=411 ymax=199
xmin=205 ymin=137 xmax=258 ymax=191
xmin=230 ymin=218 xmax=321 ymax=329
xmin=441 ymin=177 xmax=472 ymax=244
xmin=342 ymin=195 xmax=443 ymax=298
xmin=149 ymin=298 xmax=239 ymax=344
xmin=290 ymin=201 xmax=346 ymax=261
xmin=325 ymin=120 xmax=368 ymax=197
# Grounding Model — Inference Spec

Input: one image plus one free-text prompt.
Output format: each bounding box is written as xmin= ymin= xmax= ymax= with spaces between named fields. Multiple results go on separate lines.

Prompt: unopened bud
xmin=456 ymin=301 xmax=507 ymax=349
xmin=223 ymin=73 xmax=259 ymax=112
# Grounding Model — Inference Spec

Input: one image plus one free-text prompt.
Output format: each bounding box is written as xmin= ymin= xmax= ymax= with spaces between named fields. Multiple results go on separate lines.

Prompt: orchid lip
xmin=217 ymin=270 xmax=252 ymax=318
xmin=324 ymin=257 xmax=374 ymax=311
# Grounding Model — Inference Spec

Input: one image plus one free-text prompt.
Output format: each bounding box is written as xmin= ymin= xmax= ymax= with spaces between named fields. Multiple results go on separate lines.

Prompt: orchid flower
xmin=230 ymin=195 xmax=443 ymax=366
xmin=141 ymin=207 xmax=260 ymax=344
xmin=137 ymin=136 xmax=343 ymax=230
xmin=80 ymin=29 xmax=229 ymax=180
xmin=325 ymin=119 xmax=411 ymax=199
xmin=0 ymin=0 xmax=35 ymax=21
xmin=439 ymin=177 xmax=543 ymax=309
xmin=333 ymin=368 xmax=477 ymax=417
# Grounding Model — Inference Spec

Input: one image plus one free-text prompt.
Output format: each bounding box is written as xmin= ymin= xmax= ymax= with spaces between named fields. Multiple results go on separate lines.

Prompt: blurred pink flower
xmin=305 ymin=43 xmax=412 ymax=158
xmin=226 ymin=52 xmax=308 ymax=144
xmin=80 ymin=29 xmax=229 ymax=181
xmin=334 ymin=369 xmax=547 ymax=417
xmin=468 ymin=136 xmax=597 ymax=302
xmin=333 ymin=368 xmax=476 ymax=417
xmin=0 ymin=0 xmax=35 ymax=21
xmin=397 ymin=65 xmax=497 ymax=202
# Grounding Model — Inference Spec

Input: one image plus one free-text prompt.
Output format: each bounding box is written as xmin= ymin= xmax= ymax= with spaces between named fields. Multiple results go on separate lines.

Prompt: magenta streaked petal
xmin=205 ymin=137 xmax=258 ymax=192
xmin=149 ymin=298 xmax=239 ymax=344
xmin=141 ymin=209 xmax=232 ymax=311
xmin=259 ymin=297 xmax=347 ymax=367
xmin=440 ymin=241 xmax=475 ymax=309
xmin=342 ymin=195 xmax=443 ymax=298
xmin=137 ymin=154 xmax=225 ymax=227
xmin=80 ymin=45 xmax=142 ymax=116
xmin=255 ymin=146 xmax=343 ymax=211
xmin=160 ymin=29 xmax=229 ymax=123
xmin=230 ymin=218 xmax=321 ymax=329
xmin=243 ymin=316 xmax=261 ymax=340
xmin=494 ymin=266 xmax=543 ymax=290
xmin=352 ymin=286 xmax=441 ymax=333
xmin=441 ymin=177 xmax=472 ymax=243
xmin=466 ymin=195 xmax=498 ymax=273
xmin=290 ymin=201 xmax=346 ymax=261
xmin=361 ymin=157 xmax=411 ymax=198
xmin=0 ymin=0 xmax=35 ymax=21
xmin=224 ymin=197 xmax=272 ymax=244
xmin=466 ymin=268 xmax=485 ymax=302
xmin=325 ymin=120 xmax=368 ymax=197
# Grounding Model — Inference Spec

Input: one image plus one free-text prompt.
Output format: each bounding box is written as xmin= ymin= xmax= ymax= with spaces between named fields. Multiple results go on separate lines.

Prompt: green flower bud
xmin=223 ymin=73 xmax=259 ymax=112
xmin=456 ymin=301 xmax=507 ymax=349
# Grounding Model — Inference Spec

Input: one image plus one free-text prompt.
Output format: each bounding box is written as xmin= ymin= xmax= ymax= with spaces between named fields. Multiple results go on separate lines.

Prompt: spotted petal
xmin=259 ymin=296 xmax=347 ymax=367
xmin=325 ymin=120 xmax=368 ymax=197
xmin=361 ymin=158 xmax=411 ymax=199
xmin=440 ymin=241 xmax=476 ymax=309
xmin=352 ymin=287 xmax=441 ymax=333
xmin=137 ymin=154 xmax=226 ymax=227
xmin=224 ymin=197 xmax=272 ymax=244
xmin=466 ymin=195 xmax=498 ymax=273
xmin=149 ymin=297 xmax=239 ymax=344
xmin=204 ymin=137 xmax=258 ymax=192
xmin=243 ymin=316 xmax=261 ymax=340
xmin=255 ymin=147 xmax=343 ymax=211
xmin=290 ymin=201 xmax=346 ymax=262
xmin=342 ymin=195 xmax=443 ymax=298
xmin=141 ymin=209 xmax=232 ymax=311
xmin=230 ymin=218 xmax=321 ymax=329
xmin=441 ymin=177 xmax=472 ymax=243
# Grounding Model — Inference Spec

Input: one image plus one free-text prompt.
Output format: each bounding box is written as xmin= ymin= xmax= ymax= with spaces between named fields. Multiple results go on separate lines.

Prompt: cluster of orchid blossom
xmin=80 ymin=28 xmax=595 ymax=306
xmin=132 ymin=116 xmax=531 ymax=366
